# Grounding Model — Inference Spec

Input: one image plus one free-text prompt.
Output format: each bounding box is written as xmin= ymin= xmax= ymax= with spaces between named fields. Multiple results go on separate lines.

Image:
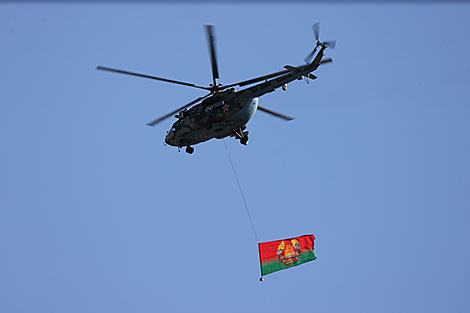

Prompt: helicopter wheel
xmin=186 ymin=146 xmax=195 ymax=154
xmin=240 ymin=136 xmax=249 ymax=146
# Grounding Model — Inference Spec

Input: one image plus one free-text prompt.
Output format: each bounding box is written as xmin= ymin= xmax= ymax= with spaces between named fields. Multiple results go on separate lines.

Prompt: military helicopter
xmin=97 ymin=23 xmax=335 ymax=154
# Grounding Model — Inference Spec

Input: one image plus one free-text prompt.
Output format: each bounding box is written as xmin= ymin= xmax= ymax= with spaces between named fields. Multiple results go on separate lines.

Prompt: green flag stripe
xmin=261 ymin=251 xmax=316 ymax=276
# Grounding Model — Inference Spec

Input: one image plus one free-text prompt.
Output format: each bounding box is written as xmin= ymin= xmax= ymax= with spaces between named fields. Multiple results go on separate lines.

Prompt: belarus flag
xmin=258 ymin=234 xmax=316 ymax=277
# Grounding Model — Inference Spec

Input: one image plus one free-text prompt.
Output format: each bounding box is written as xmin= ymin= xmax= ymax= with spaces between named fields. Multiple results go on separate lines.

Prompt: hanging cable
xmin=223 ymin=140 xmax=260 ymax=242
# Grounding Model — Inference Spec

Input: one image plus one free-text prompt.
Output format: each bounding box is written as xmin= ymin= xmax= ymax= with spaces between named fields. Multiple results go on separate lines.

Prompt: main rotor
xmin=205 ymin=25 xmax=223 ymax=93
xmin=96 ymin=23 xmax=334 ymax=126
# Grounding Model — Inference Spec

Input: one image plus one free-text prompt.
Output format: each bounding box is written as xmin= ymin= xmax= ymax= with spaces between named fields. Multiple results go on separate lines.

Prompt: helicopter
xmin=97 ymin=23 xmax=335 ymax=154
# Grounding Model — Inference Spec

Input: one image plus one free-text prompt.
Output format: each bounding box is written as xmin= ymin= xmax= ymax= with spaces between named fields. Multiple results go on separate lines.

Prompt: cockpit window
xmin=171 ymin=121 xmax=179 ymax=131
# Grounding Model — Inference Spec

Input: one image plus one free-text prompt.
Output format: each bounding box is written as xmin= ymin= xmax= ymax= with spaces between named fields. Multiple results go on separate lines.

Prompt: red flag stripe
xmin=259 ymin=234 xmax=315 ymax=264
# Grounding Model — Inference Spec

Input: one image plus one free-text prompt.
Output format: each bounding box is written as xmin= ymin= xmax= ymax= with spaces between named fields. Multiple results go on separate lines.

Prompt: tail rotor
xmin=304 ymin=22 xmax=336 ymax=64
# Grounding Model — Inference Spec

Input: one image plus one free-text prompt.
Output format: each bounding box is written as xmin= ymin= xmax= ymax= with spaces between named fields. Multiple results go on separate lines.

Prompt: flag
xmin=258 ymin=234 xmax=316 ymax=277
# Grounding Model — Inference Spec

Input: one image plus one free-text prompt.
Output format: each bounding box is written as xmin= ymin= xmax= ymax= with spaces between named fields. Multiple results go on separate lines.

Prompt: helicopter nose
xmin=165 ymin=132 xmax=176 ymax=146
xmin=165 ymin=135 xmax=172 ymax=145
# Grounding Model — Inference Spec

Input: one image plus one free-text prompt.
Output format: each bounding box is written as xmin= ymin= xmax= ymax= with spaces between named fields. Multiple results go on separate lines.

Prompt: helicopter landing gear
xmin=186 ymin=146 xmax=194 ymax=154
xmin=235 ymin=130 xmax=249 ymax=146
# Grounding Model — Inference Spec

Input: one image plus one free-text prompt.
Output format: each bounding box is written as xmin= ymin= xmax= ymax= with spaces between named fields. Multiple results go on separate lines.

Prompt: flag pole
xmin=258 ymin=242 xmax=264 ymax=282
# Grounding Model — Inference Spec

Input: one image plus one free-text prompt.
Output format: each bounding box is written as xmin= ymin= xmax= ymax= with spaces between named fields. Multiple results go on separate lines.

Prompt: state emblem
xmin=277 ymin=239 xmax=301 ymax=266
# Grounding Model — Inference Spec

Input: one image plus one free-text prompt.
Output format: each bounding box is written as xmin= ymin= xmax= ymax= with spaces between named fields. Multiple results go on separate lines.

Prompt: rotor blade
xmin=313 ymin=23 xmax=320 ymax=41
xmin=257 ymin=105 xmax=294 ymax=121
xmin=223 ymin=68 xmax=291 ymax=89
xmin=320 ymin=57 xmax=333 ymax=65
xmin=96 ymin=66 xmax=210 ymax=91
xmin=205 ymin=25 xmax=220 ymax=86
xmin=147 ymin=93 xmax=212 ymax=127
xmin=304 ymin=46 xmax=318 ymax=64
xmin=324 ymin=40 xmax=336 ymax=49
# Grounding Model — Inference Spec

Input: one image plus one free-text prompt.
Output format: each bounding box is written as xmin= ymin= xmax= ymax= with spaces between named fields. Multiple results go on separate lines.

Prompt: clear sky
xmin=2 ymin=3 xmax=469 ymax=313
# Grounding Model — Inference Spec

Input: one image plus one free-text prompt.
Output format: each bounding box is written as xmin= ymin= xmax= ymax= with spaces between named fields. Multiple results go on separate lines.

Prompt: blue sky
xmin=2 ymin=3 xmax=470 ymax=313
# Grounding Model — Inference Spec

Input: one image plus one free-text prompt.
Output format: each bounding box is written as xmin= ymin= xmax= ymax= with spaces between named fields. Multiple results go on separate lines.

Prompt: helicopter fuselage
xmin=164 ymin=46 xmax=326 ymax=148
xmin=96 ymin=23 xmax=335 ymax=153
xmin=165 ymin=95 xmax=257 ymax=147
xmin=97 ymin=24 xmax=334 ymax=153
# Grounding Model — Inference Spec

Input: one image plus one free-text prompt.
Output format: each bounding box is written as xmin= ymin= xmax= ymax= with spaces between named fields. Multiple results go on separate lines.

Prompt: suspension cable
xmin=223 ymin=140 xmax=260 ymax=242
